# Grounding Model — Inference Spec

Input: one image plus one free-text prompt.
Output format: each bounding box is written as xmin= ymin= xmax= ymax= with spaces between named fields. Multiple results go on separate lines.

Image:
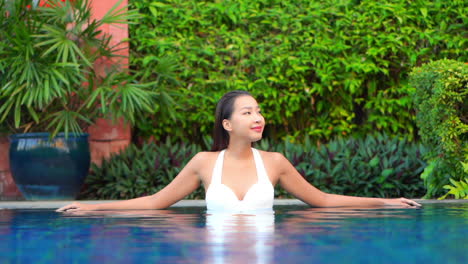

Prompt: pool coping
xmin=0 ymin=199 xmax=466 ymax=210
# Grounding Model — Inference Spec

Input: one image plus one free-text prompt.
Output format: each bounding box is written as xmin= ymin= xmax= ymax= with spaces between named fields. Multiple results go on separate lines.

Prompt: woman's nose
xmin=253 ymin=113 xmax=262 ymax=123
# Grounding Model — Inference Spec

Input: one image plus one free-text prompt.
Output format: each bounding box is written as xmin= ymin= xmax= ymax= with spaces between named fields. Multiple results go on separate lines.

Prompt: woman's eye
xmin=244 ymin=112 xmax=251 ymax=115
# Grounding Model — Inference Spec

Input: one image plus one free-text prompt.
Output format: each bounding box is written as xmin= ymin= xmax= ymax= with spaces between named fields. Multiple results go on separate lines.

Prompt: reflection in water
xmin=205 ymin=210 xmax=275 ymax=264
xmin=60 ymin=207 xmax=423 ymax=264
xmin=63 ymin=209 xmax=277 ymax=264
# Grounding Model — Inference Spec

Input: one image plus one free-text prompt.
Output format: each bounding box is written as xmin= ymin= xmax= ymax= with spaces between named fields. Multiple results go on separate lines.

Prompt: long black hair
xmin=211 ymin=90 xmax=252 ymax=151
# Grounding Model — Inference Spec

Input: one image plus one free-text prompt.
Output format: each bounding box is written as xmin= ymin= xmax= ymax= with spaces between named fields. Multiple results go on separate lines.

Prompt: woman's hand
xmin=56 ymin=202 xmax=98 ymax=212
xmin=383 ymin=198 xmax=422 ymax=208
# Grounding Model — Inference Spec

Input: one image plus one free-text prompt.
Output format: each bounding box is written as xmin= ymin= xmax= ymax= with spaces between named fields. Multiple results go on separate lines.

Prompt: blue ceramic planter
xmin=9 ymin=133 xmax=90 ymax=200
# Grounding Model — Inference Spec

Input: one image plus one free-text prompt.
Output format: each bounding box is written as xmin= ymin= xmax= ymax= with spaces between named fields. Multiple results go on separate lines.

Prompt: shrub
xmin=258 ymin=134 xmax=427 ymax=198
xmin=128 ymin=0 xmax=466 ymax=144
xmin=410 ymin=59 xmax=468 ymax=199
xmin=79 ymin=139 xmax=204 ymax=200
xmin=80 ymin=134 xmax=426 ymax=200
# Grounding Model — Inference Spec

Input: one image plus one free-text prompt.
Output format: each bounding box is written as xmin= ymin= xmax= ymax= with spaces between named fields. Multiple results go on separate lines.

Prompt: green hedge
xmin=259 ymin=134 xmax=427 ymax=198
xmin=79 ymin=140 xmax=204 ymax=199
xmin=128 ymin=0 xmax=466 ymax=143
xmin=410 ymin=59 xmax=468 ymax=199
xmin=80 ymin=134 xmax=427 ymax=200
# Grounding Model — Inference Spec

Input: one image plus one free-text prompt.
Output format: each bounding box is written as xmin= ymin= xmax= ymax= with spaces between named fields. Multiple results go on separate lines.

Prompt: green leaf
xmin=420 ymin=8 xmax=428 ymax=18
xmin=26 ymin=106 xmax=39 ymax=123
xmin=14 ymin=98 xmax=22 ymax=128
xmin=381 ymin=169 xmax=394 ymax=178
xmin=369 ymin=157 xmax=380 ymax=167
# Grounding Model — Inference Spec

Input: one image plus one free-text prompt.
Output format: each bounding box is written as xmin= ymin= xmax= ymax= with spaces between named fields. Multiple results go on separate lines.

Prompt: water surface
xmin=0 ymin=203 xmax=467 ymax=263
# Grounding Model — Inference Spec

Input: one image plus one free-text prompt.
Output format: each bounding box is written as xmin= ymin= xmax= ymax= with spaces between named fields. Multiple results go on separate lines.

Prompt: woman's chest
xmin=199 ymin=154 xmax=279 ymax=190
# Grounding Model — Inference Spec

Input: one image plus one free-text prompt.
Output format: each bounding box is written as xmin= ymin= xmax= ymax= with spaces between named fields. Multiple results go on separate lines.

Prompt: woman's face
xmin=223 ymin=95 xmax=265 ymax=142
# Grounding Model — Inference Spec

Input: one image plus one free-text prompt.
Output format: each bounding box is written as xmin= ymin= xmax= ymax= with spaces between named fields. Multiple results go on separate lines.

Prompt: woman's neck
xmin=225 ymin=140 xmax=252 ymax=160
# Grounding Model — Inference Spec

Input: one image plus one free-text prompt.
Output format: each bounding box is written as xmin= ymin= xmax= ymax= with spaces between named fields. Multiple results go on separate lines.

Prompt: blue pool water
xmin=0 ymin=202 xmax=467 ymax=263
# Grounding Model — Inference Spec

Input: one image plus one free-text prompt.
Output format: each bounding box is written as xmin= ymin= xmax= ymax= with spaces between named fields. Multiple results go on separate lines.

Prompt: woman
xmin=57 ymin=90 xmax=421 ymax=212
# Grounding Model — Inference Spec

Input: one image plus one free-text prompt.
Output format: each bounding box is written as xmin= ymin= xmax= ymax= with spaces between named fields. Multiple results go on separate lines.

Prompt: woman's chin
xmin=251 ymin=135 xmax=263 ymax=142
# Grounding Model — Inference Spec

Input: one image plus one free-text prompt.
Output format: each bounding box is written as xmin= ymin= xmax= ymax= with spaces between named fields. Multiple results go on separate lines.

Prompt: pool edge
xmin=1 ymin=199 xmax=467 ymax=210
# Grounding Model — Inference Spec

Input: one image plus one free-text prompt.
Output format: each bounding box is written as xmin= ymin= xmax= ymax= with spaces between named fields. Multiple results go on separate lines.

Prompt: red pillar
xmin=0 ymin=137 xmax=23 ymax=200
xmin=87 ymin=0 xmax=132 ymax=166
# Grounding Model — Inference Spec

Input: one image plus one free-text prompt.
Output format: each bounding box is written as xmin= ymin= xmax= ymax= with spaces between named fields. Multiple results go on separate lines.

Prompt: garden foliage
xmin=410 ymin=60 xmax=468 ymax=199
xmin=128 ymin=0 xmax=466 ymax=143
xmin=0 ymin=0 xmax=161 ymax=138
xmin=80 ymin=139 xmax=203 ymax=200
xmin=81 ymin=134 xmax=427 ymax=200
xmin=259 ymin=133 xmax=427 ymax=198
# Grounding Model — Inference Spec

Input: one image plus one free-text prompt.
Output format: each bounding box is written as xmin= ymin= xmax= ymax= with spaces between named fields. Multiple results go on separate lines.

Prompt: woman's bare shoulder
xmin=190 ymin=151 xmax=220 ymax=182
xmin=257 ymin=149 xmax=287 ymax=163
xmin=191 ymin=151 xmax=220 ymax=164
xmin=256 ymin=149 xmax=289 ymax=183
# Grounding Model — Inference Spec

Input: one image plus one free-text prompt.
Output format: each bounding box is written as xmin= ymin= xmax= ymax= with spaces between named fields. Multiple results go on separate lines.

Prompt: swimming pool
xmin=0 ymin=202 xmax=467 ymax=263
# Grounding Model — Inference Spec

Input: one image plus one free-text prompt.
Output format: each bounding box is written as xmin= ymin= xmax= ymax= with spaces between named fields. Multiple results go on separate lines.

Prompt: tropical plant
xmin=410 ymin=59 xmax=468 ymax=199
xmin=131 ymin=56 xmax=179 ymax=142
xmin=0 ymin=0 xmax=175 ymax=138
xmin=439 ymin=178 xmax=468 ymax=200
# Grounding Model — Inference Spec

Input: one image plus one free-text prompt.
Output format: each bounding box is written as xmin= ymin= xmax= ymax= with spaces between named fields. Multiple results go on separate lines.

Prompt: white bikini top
xmin=206 ymin=148 xmax=274 ymax=213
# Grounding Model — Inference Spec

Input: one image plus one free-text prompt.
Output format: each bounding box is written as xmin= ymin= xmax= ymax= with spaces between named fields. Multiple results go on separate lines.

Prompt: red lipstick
xmin=252 ymin=126 xmax=263 ymax=132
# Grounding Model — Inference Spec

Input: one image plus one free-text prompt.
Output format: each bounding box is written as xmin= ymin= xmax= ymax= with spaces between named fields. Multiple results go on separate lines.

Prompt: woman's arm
xmin=56 ymin=152 xmax=204 ymax=212
xmin=274 ymin=153 xmax=421 ymax=208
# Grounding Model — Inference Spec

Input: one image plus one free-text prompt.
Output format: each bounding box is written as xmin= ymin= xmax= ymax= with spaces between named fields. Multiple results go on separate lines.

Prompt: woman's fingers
xmin=384 ymin=198 xmax=422 ymax=207
xmin=400 ymin=198 xmax=422 ymax=207
xmin=56 ymin=202 xmax=81 ymax=212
